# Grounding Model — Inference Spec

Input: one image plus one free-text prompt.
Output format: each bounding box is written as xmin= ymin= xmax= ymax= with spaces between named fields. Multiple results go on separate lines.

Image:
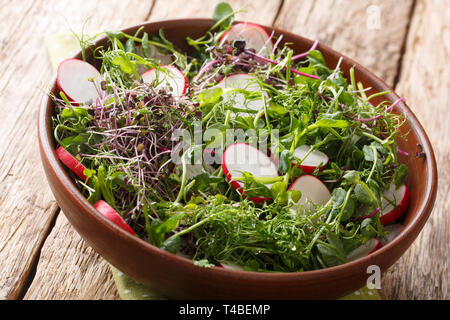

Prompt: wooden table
xmin=0 ymin=0 xmax=448 ymax=300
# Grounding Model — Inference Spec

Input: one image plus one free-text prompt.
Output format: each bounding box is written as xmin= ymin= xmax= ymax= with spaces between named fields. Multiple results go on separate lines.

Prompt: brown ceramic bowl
xmin=38 ymin=19 xmax=437 ymax=299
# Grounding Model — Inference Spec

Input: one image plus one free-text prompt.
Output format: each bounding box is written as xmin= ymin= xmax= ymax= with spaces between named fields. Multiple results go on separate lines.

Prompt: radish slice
xmin=219 ymin=261 xmax=245 ymax=271
xmin=222 ymin=143 xmax=278 ymax=202
xmin=221 ymin=22 xmax=273 ymax=57
xmin=347 ymin=238 xmax=382 ymax=261
xmin=56 ymin=146 xmax=88 ymax=181
xmin=93 ymin=200 xmax=135 ymax=235
xmin=216 ymin=73 xmax=266 ymax=113
xmin=293 ymin=145 xmax=329 ymax=174
xmin=380 ymin=183 xmax=411 ymax=225
xmin=380 ymin=223 xmax=405 ymax=246
xmin=141 ymin=65 xmax=188 ymax=98
xmin=288 ymin=175 xmax=331 ymax=206
xmin=57 ymin=58 xmax=103 ymax=103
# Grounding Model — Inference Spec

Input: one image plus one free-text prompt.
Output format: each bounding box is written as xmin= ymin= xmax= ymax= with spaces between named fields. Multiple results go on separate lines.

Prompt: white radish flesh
xmin=141 ymin=65 xmax=188 ymax=98
xmin=57 ymin=58 xmax=103 ymax=103
xmin=288 ymin=175 xmax=331 ymax=206
xmin=222 ymin=143 xmax=278 ymax=201
xmin=219 ymin=261 xmax=245 ymax=271
xmin=216 ymin=73 xmax=266 ymax=113
xmin=293 ymin=145 xmax=329 ymax=174
xmin=380 ymin=183 xmax=411 ymax=225
xmin=347 ymin=238 xmax=382 ymax=261
xmin=380 ymin=223 xmax=405 ymax=246
xmin=221 ymin=22 xmax=273 ymax=57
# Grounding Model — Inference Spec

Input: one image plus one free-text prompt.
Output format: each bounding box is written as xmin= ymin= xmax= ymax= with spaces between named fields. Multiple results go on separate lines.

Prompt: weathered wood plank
xmin=275 ymin=0 xmax=414 ymax=87
xmin=148 ymin=0 xmax=282 ymax=24
xmin=23 ymin=214 xmax=119 ymax=300
xmin=380 ymin=0 xmax=449 ymax=300
xmin=0 ymin=0 xmax=153 ymax=300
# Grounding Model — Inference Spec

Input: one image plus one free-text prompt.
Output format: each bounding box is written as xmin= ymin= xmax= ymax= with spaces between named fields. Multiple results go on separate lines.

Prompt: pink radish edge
xmin=56 ymin=146 xmax=88 ymax=181
xmin=220 ymin=22 xmax=272 ymax=45
xmin=141 ymin=65 xmax=189 ymax=97
xmin=380 ymin=183 xmax=411 ymax=225
xmin=93 ymin=200 xmax=135 ymax=235
xmin=57 ymin=58 xmax=103 ymax=103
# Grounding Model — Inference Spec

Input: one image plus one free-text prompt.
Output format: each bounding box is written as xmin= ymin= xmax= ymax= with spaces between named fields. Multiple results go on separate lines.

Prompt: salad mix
xmin=51 ymin=2 xmax=410 ymax=272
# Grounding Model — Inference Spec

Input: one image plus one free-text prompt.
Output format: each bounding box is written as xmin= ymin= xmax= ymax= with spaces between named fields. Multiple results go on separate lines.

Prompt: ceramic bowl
xmin=38 ymin=19 xmax=438 ymax=299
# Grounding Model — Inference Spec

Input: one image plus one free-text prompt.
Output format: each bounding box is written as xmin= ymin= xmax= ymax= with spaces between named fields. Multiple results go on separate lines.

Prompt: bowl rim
xmin=38 ymin=18 xmax=438 ymax=282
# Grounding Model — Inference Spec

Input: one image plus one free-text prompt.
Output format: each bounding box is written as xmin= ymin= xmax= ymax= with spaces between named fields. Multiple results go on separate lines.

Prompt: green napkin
xmin=47 ymin=33 xmax=380 ymax=301
xmin=111 ymin=265 xmax=380 ymax=300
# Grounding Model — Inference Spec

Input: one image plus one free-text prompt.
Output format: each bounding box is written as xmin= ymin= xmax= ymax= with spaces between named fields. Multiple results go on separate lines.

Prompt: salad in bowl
xmin=49 ymin=5 xmax=412 ymax=275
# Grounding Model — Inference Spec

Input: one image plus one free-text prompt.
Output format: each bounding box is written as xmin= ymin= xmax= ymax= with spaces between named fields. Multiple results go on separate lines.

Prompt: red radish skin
xmin=141 ymin=65 xmax=188 ymax=98
xmin=57 ymin=58 xmax=103 ymax=103
xmin=93 ymin=200 xmax=135 ymax=235
xmin=288 ymin=175 xmax=331 ymax=206
xmin=292 ymin=145 xmax=329 ymax=173
xmin=55 ymin=146 xmax=88 ymax=181
xmin=347 ymin=238 xmax=382 ymax=261
xmin=216 ymin=73 xmax=267 ymax=113
xmin=221 ymin=22 xmax=273 ymax=57
xmin=222 ymin=143 xmax=278 ymax=203
xmin=380 ymin=183 xmax=411 ymax=225
xmin=380 ymin=224 xmax=405 ymax=246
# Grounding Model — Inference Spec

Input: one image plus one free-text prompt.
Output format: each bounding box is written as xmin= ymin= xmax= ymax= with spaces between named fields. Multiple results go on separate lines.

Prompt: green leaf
xmin=354 ymin=184 xmax=372 ymax=205
xmin=198 ymin=87 xmax=223 ymax=109
xmin=213 ymin=1 xmax=235 ymax=29
xmin=278 ymin=149 xmax=294 ymax=173
xmin=112 ymin=53 xmax=137 ymax=74
xmin=343 ymin=170 xmax=360 ymax=184
xmin=270 ymin=181 xmax=287 ymax=200
xmin=393 ymin=164 xmax=408 ymax=188
xmin=125 ymin=38 xmax=137 ymax=54
xmin=151 ymin=213 xmax=184 ymax=247
xmin=267 ymin=102 xmax=287 ymax=117
xmin=141 ymin=32 xmax=151 ymax=57
xmin=161 ymin=236 xmax=180 ymax=254
xmin=314 ymin=118 xmax=349 ymax=128
xmin=242 ymin=172 xmax=272 ymax=199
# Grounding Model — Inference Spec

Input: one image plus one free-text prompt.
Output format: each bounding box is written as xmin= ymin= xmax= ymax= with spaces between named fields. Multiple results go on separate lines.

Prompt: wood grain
xmin=148 ymin=0 xmax=282 ymax=24
xmin=1 ymin=0 xmax=447 ymax=300
xmin=23 ymin=214 xmax=119 ymax=300
xmin=380 ymin=0 xmax=449 ymax=300
xmin=275 ymin=0 xmax=414 ymax=87
xmin=0 ymin=0 xmax=153 ymax=300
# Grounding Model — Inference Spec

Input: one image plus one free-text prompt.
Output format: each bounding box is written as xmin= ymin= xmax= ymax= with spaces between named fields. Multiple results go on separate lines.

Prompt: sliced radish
xmin=93 ymin=200 xmax=135 ymax=235
xmin=293 ymin=145 xmax=329 ymax=174
xmin=216 ymin=73 xmax=266 ymax=113
xmin=56 ymin=146 xmax=88 ymax=181
xmin=380 ymin=223 xmax=405 ymax=246
xmin=219 ymin=261 xmax=245 ymax=271
xmin=288 ymin=175 xmax=331 ymax=206
xmin=57 ymin=58 xmax=103 ymax=103
xmin=221 ymin=22 xmax=273 ymax=57
xmin=347 ymin=238 xmax=382 ymax=261
xmin=222 ymin=143 xmax=278 ymax=202
xmin=141 ymin=65 xmax=188 ymax=98
xmin=379 ymin=183 xmax=411 ymax=225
